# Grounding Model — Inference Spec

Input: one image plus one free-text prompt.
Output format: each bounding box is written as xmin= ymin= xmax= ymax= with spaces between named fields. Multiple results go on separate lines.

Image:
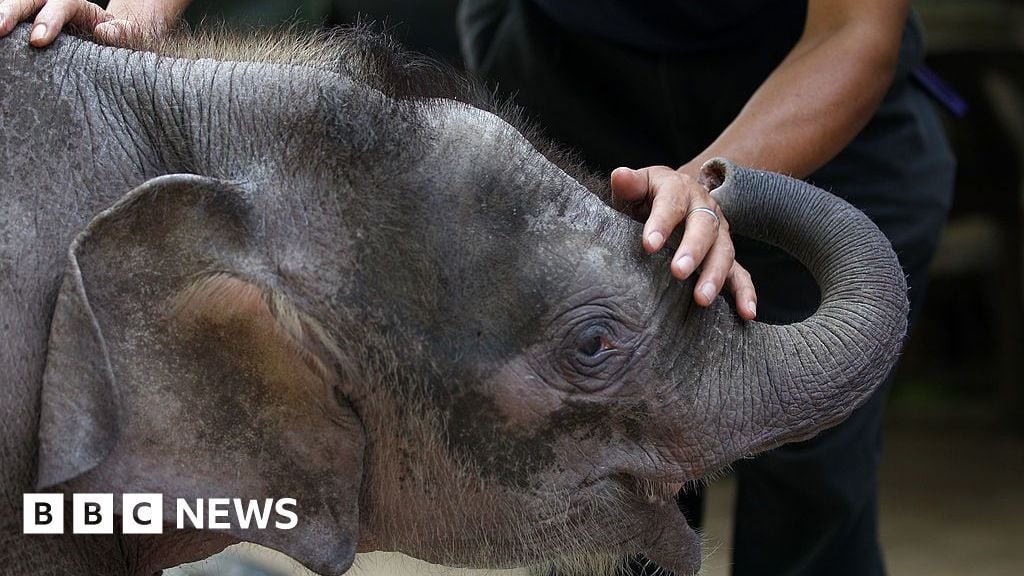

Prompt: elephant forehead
xmin=424 ymin=102 xmax=590 ymax=210
xmin=426 ymin=100 xmax=521 ymax=153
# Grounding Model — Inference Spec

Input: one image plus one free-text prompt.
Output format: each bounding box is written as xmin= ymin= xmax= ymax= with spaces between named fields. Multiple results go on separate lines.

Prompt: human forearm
xmin=611 ymin=0 xmax=911 ymax=317
xmin=681 ymin=1 xmax=910 ymax=180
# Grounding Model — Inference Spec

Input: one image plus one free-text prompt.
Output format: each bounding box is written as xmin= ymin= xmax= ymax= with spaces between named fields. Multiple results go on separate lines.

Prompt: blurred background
xmin=162 ymin=0 xmax=1023 ymax=574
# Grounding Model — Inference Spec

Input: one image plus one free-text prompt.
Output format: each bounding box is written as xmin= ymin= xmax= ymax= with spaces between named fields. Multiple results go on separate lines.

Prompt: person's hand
xmin=611 ymin=165 xmax=757 ymax=320
xmin=0 ymin=0 xmax=184 ymax=47
xmin=0 ymin=0 xmax=111 ymax=46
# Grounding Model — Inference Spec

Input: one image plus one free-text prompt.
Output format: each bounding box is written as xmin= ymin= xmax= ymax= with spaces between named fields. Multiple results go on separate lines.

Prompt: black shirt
xmin=531 ymin=0 xmax=807 ymax=54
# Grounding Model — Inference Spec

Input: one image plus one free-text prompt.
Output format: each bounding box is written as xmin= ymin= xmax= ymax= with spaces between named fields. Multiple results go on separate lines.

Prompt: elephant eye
xmin=575 ymin=325 xmax=615 ymax=360
xmin=578 ymin=335 xmax=605 ymax=357
xmin=554 ymin=314 xmax=636 ymax=391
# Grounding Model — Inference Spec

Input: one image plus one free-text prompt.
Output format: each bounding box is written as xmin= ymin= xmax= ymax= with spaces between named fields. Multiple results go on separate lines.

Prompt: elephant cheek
xmin=482 ymin=358 xmax=565 ymax=426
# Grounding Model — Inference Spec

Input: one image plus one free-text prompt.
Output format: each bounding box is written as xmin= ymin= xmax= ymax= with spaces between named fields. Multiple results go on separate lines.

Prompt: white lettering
xmin=23 ymin=493 xmax=299 ymax=534
xmin=72 ymin=494 xmax=113 ymax=534
xmin=275 ymin=498 xmax=298 ymax=530
xmin=122 ymin=494 xmax=163 ymax=534
xmin=176 ymin=498 xmax=203 ymax=529
xmin=23 ymin=494 xmax=64 ymax=534
xmin=233 ymin=498 xmax=274 ymax=530
xmin=207 ymin=498 xmax=231 ymax=529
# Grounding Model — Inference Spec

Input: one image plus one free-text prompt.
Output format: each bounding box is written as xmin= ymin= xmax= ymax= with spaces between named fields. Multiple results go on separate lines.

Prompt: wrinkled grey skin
xmin=0 ymin=24 xmax=907 ymax=576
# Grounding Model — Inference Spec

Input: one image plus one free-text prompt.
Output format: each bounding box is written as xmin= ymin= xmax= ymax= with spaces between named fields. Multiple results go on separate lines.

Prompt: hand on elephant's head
xmin=611 ymin=164 xmax=758 ymax=320
xmin=0 ymin=0 xmax=184 ymax=47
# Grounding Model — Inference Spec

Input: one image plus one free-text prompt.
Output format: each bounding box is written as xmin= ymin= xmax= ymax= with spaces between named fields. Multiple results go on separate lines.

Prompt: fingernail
xmin=647 ymin=231 xmax=665 ymax=251
xmin=700 ymin=282 xmax=715 ymax=303
xmin=31 ymin=23 xmax=47 ymax=43
xmin=747 ymin=300 xmax=757 ymax=317
xmin=674 ymin=254 xmax=695 ymax=276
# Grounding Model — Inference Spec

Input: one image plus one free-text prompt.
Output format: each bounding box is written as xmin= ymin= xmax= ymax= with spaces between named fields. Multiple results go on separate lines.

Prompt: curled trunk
xmin=701 ymin=158 xmax=908 ymax=458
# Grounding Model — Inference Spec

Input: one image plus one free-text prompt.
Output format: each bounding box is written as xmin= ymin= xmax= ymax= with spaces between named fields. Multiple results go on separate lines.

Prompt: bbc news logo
xmin=24 ymin=494 xmax=298 ymax=534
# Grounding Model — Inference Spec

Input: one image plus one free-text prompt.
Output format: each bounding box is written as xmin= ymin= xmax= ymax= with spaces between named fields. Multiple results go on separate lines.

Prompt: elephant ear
xmin=38 ymin=174 xmax=364 ymax=575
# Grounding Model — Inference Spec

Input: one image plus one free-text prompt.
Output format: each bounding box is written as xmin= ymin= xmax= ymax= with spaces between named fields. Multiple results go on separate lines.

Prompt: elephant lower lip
xmin=636 ymin=486 xmax=702 ymax=576
xmin=612 ymin=474 xmax=702 ymax=574
xmin=643 ymin=523 xmax=701 ymax=576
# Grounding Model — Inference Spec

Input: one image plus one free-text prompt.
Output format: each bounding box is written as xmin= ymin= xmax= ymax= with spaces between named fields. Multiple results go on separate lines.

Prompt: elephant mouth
xmin=610 ymin=474 xmax=702 ymax=576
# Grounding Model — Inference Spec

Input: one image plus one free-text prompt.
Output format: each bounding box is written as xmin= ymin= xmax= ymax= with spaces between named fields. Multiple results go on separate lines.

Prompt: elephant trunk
xmin=694 ymin=159 xmax=908 ymax=465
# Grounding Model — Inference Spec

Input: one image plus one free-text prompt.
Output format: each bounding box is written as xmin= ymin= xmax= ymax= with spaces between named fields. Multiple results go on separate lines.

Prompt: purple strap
xmin=912 ymin=65 xmax=968 ymax=118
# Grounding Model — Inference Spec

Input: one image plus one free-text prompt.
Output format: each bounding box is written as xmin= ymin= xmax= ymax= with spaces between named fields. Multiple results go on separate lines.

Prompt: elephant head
xmin=33 ymin=46 xmax=906 ymax=576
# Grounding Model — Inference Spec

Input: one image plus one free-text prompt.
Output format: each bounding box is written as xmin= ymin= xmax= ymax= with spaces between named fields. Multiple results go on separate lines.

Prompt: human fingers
xmin=689 ymin=211 xmax=732 ymax=306
xmin=723 ymin=262 xmax=757 ymax=320
xmin=611 ymin=166 xmax=652 ymax=204
xmin=671 ymin=202 xmax=721 ymax=282
xmin=4 ymin=0 xmax=109 ymax=46
xmin=664 ymin=183 xmax=721 ymax=280
xmin=31 ymin=0 xmax=110 ymax=46
xmin=93 ymin=18 xmax=135 ymax=45
xmin=624 ymin=166 xmax=705 ymax=255
xmin=608 ymin=166 xmax=652 ymax=221
xmin=643 ymin=168 xmax=697 ymax=256
xmin=0 ymin=0 xmax=44 ymax=37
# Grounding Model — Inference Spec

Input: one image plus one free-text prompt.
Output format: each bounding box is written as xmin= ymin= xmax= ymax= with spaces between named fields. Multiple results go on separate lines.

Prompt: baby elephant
xmin=0 ymin=24 xmax=907 ymax=576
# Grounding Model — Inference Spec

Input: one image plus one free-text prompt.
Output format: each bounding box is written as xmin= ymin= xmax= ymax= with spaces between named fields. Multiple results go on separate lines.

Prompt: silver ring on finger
xmin=686 ymin=206 xmax=720 ymax=231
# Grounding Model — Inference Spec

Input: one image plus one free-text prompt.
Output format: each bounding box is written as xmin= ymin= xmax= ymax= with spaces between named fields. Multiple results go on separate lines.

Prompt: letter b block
xmin=73 ymin=494 xmax=114 ymax=534
xmin=23 ymin=494 xmax=64 ymax=534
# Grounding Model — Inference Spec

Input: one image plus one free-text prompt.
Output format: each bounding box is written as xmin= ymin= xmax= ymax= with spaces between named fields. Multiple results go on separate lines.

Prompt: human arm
xmin=680 ymin=0 xmax=911 ymax=179
xmin=0 ymin=0 xmax=191 ymax=46
xmin=613 ymin=0 xmax=912 ymax=320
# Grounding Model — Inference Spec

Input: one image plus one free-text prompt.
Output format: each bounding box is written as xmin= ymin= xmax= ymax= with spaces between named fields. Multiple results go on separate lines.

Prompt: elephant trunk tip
xmin=698 ymin=158 xmax=729 ymax=190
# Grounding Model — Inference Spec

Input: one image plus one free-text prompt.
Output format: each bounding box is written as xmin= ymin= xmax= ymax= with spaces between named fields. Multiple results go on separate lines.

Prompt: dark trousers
xmin=458 ymin=1 xmax=955 ymax=574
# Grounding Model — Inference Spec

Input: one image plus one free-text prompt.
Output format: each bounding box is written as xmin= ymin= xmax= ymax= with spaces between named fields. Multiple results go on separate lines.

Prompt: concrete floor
xmin=169 ymin=421 xmax=1024 ymax=576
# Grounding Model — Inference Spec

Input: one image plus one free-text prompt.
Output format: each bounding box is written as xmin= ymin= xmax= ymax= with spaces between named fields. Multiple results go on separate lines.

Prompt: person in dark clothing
xmin=2 ymin=0 xmax=954 ymax=574
xmin=458 ymin=1 xmax=954 ymax=575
